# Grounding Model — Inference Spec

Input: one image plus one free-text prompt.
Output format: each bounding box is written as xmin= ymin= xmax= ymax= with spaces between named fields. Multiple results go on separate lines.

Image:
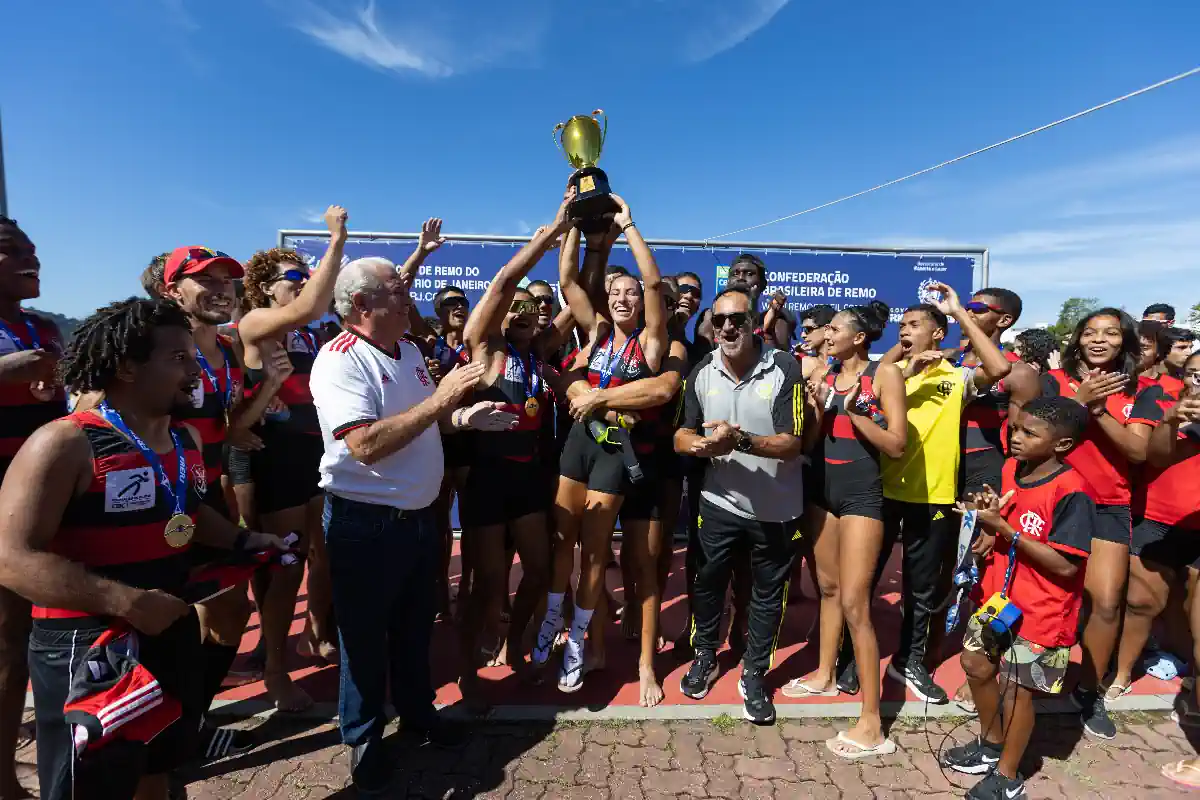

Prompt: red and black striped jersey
xmin=171 ymin=334 xmax=241 ymax=487
xmin=33 ymin=411 xmax=207 ymax=619
xmin=0 ymin=312 xmax=67 ymax=480
xmin=961 ymin=349 xmax=1023 ymax=454
xmin=246 ymin=329 xmax=320 ymax=435
xmin=821 ymin=361 xmax=883 ymax=465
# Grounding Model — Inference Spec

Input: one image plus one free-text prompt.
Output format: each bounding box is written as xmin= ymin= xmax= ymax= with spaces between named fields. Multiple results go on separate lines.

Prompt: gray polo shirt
xmin=680 ymin=344 xmax=806 ymax=523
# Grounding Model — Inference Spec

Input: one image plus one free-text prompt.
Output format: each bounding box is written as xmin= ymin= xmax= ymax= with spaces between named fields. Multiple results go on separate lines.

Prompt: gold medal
xmin=30 ymin=382 xmax=54 ymax=402
xmin=164 ymin=514 xmax=195 ymax=549
xmin=525 ymin=397 xmax=540 ymax=418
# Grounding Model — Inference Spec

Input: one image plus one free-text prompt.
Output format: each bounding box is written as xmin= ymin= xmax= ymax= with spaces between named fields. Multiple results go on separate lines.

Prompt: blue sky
xmin=3 ymin=0 xmax=1198 ymax=324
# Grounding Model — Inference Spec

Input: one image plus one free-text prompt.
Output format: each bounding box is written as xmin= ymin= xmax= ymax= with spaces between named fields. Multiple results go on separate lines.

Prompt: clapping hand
xmin=1073 ymin=369 xmax=1127 ymax=409
xmin=461 ymin=400 xmax=520 ymax=431
xmin=690 ymin=420 xmax=740 ymax=458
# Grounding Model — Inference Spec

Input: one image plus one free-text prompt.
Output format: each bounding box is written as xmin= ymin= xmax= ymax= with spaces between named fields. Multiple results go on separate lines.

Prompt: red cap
xmin=163 ymin=247 xmax=244 ymax=285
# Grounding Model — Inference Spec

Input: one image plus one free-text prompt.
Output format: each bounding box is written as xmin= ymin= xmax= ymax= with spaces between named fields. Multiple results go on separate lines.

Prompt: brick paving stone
xmin=12 ymin=712 xmax=1192 ymax=800
xmin=738 ymin=776 xmax=774 ymax=799
xmin=779 ymin=721 xmax=837 ymax=742
xmin=733 ymin=753 xmax=796 ymax=781
xmin=642 ymin=765 xmax=706 ymax=795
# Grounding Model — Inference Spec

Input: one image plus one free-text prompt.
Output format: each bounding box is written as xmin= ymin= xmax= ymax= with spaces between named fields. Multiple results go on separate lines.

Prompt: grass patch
xmin=711 ymin=714 xmax=737 ymax=734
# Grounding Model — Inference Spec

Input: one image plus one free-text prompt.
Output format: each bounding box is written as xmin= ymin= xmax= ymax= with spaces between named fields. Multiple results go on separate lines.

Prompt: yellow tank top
xmin=882 ymin=358 xmax=974 ymax=504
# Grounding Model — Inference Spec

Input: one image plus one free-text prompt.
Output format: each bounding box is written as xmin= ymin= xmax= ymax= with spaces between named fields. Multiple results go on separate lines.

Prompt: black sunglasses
xmin=712 ymin=312 xmax=750 ymax=330
xmin=678 ymin=285 xmax=702 ymax=298
xmin=531 ymin=294 xmax=554 ymax=306
xmin=438 ymin=296 xmax=468 ymax=310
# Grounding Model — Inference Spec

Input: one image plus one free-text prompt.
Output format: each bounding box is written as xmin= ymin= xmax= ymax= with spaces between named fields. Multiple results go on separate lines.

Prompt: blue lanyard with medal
xmin=597 ymin=329 xmax=640 ymax=390
xmin=0 ymin=314 xmax=55 ymax=401
xmin=98 ymin=402 xmax=195 ymax=548
xmin=194 ymin=346 xmax=232 ymax=409
xmin=508 ymin=343 xmax=542 ymax=418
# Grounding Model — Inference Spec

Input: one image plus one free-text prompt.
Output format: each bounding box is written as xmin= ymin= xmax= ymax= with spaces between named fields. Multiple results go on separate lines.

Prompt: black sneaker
xmin=940 ymin=738 xmax=1002 ymax=775
xmin=680 ymin=650 xmax=719 ymax=700
xmin=198 ymin=721 xmax=255 ymax=763
xmin=1072 ymin=687 xmax=1116 ymax=740
xmin=836 ymin=659 xmax=860 ymax=695
xmin=408 ymin=714 xmax=465 ymax=748
xmin=967 ymin=768 xmax=1026 ymax=799
xmin=350 ymin=738 xmax=391 ymax=796
xmin=738 ymin=667 xmax=776 ymax=725
xmin=887 ymin=661 xmax=948 ymax=704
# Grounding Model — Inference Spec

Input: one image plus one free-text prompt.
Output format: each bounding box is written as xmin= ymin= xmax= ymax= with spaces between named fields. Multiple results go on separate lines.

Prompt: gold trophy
xmin=553 ymin=109 xmax=619 ymax=233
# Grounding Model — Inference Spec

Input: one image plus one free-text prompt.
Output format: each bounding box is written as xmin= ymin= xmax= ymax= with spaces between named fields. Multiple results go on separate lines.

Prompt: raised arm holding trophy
xmin=553 ymin=109 xmax=619 ymax=233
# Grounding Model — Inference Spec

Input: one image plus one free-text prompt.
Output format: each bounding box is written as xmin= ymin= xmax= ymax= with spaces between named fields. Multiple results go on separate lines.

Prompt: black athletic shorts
xmin=961 ymin=447 xmax=1005 ymax=498
xmin=821 ymin=460 xmax=883 ymax=521
xmin=442 ymin=431 xmax=471 ymax=471
xmin=1131 ymin=517 xmax=1200 ymax=568
xmin=30 ymin=613 xmax=204 ymax=800
xmin=250 ymin=426 xmax=323 ymax=516
xmin=226 ymin=445 xmax=254 ymax=487
xmin=559 ymin=423 xmax=663 ymax=520
xmin=460 ymin=458 xmax=552 ymax=528
xmin=804 ymin=455 xmax=827 ymax=511
xmin=1093 ymin=503 xmax=1133 ymax=546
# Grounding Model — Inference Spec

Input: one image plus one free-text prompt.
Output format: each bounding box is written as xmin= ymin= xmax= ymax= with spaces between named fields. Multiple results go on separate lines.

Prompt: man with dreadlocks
xmin=0 ymin=298 xmax=290 ymax=800
xmin=0 ymin=215 xmax=66 ymax=799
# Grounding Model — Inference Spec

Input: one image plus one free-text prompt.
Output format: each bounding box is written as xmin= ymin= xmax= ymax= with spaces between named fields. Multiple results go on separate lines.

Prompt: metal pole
xmin=0 ymin=109 xmax=8 ymax=217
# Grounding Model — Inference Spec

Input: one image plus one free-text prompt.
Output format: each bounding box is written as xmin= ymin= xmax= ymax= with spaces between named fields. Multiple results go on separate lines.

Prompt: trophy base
xmin=569 ymin=167 xmax=618 ymax=234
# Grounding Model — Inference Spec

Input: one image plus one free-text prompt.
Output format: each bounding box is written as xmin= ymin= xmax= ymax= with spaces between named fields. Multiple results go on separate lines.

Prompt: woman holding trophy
xmin=533 ymin=190 xmax=674 ymax=707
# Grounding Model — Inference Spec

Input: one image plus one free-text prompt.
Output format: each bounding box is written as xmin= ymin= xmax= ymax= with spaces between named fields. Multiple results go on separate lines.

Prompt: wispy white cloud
xmin=158 ymin=0 xmax=199 ymax=31
xmin=299 ymin=208 xmax=328 ymax=225
xmin=515 ymin=219 xmax=533 ymax=235
xmin=678 ymin=0 xmax=791 ymax=63
xmin=287 ymin=0 xmax=549 ymax=78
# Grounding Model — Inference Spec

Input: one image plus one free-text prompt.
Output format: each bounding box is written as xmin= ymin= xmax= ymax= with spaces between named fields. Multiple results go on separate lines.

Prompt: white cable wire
xmin=704 ymin=66 xmax=1200 ymax=243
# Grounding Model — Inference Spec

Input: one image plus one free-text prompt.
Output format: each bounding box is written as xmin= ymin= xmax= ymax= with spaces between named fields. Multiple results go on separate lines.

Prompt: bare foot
xmin=842 ymin=718 xmax=885 ymax=749
xmin=484 ymin=640 xmax=509 ymax=668
xmin=297 ymin=638 xmax=339 ymax=666
xmin=639 ymin=664 xmax=664 ymax=708
xmin=264 ymin=673 xmax=313 ymax=713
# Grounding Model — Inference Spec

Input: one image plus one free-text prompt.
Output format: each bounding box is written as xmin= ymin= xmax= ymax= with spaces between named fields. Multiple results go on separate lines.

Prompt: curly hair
xmin=59 ymin=298 xmax=192 ymax=393
xmin=1014 ymin=328 xmax=1058 ymax=373
xmin=242 ymin=247 xmax=307 ymax=312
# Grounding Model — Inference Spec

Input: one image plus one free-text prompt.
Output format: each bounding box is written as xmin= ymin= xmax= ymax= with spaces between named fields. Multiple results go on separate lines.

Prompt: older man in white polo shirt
xmin=310 ymin=254 xmax=515 ymax=795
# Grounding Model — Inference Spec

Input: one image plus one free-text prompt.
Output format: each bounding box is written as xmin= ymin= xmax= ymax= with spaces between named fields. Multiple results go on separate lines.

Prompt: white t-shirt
xmin=310 ymin=330 xmax=444 ymax=510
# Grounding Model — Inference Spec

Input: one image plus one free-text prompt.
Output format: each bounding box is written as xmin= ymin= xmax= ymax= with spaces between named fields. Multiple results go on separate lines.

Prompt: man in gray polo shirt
xmin=674 ymin=286 xmax=809 ymax=725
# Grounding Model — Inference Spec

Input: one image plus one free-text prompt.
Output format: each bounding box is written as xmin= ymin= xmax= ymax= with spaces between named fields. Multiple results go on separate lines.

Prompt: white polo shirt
xmin=310 ymin=329 xmax=444 ymax=510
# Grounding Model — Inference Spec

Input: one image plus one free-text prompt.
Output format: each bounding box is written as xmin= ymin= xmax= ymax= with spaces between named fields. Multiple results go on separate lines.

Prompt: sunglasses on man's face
xmin=800 ymin=324 xmax=819 ymax=335
xmin=964 ymin=300 xmax=1004 ymax=315
xmin=509 ymin=299 xmax=540 ymax=315
xmin=439 ymin=296 xmax=468 ymax=310
xmin=531 ymin=294 xmax=554 ymax=306
xmin=712 ymin=312 xmax=750 ymax=330
xmin=678 ymin=285 xmax=702 ymax=298
xmin=270 ymin=269 xmax=308 ymax=284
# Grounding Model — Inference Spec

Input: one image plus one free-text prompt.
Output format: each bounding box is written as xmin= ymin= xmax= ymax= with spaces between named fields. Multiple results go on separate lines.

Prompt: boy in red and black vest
xmin=942 ymin=396 xmax=1096 ymax=800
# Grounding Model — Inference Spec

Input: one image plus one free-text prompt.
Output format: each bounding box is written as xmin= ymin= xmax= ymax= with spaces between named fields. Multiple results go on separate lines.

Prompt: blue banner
xmin=282 ymin=236 xmax=980 ymax=352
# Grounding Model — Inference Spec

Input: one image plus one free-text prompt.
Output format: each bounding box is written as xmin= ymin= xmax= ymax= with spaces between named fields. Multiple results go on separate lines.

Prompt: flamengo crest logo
xmin=1019 ymin=511 xmax=1045 ymax=538
xmin=191 ymin=463 xmax=207 ymax=497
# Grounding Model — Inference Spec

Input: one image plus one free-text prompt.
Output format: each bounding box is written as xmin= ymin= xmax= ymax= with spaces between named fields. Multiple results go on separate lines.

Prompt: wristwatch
xmin=735 ymin=431 xmax=754 ymax=453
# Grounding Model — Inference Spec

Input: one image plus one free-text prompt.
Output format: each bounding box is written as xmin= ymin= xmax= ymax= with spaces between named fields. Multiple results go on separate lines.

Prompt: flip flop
xmin=782 ymin=679 xmax=839 ymax=699
xmin=825 ymin=731 xmax=897 ymax=760
xmin=1162 ymin=759 xmax=1200 ymax=789
xmin=1103 ymin=683 xmax=1132 ymax=703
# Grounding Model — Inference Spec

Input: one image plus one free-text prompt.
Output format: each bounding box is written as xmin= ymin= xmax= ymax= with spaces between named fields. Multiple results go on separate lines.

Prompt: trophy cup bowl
xmin=553 ymin=109 xmax=619 ymax=234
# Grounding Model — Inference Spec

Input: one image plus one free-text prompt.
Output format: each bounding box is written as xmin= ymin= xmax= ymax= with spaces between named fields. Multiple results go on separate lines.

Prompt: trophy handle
xmin=552 ymin=121 xmax=569 ymax=163
xmin=592 ymin=109 xmax=607 ymax=150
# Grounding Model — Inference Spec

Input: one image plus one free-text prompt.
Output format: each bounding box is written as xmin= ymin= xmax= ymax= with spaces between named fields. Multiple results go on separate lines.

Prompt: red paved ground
xmin=216 ymin=540 xmax=1184 ymax=711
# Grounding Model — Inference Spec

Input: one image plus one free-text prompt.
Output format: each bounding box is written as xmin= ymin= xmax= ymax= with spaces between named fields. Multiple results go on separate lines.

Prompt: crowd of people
xmin=0 ymin=187 xmax=1197 ymax=800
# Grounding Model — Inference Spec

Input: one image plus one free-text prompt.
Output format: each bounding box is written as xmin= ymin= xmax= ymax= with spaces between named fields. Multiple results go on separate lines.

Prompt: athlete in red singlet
xmin=1040 ymin=308 xmax=1163 ymax=740
xmin=0 ymin=216 xmax=67 ymax=798
xmin=0 ymin=299 xmax=288 ymax=800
